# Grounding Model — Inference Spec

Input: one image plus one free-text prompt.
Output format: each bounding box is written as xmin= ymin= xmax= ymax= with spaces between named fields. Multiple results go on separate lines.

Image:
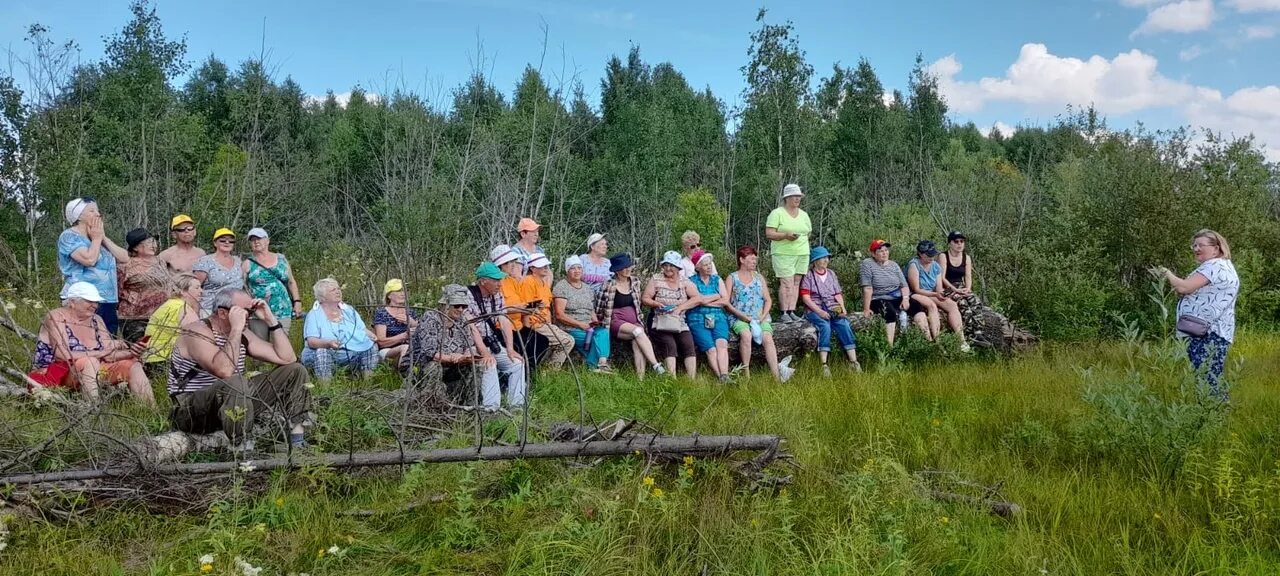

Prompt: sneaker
xmin=652 ymin=363 xmax=668 ymax=376
xmin=850 ymin=360 xmax=863 ymax=373
xmin=718 ymin=374 xmax=732 ymax=384
xmin=960 ymin=343 xmax=972 ymax=353
xmin=822 ymin=364 xmax=831 ymax=378
xmin=787 ymin=311 xmax=802 ymax=323
xmin=593 ymin=363 xmax=615 ymax=374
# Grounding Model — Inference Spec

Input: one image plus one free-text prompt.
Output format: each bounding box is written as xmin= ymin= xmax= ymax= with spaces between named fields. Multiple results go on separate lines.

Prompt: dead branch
xmin=0 ymin=434 xmax=782 ymax=486
xmin=928 ymin=489 xmax=1022 ymax=519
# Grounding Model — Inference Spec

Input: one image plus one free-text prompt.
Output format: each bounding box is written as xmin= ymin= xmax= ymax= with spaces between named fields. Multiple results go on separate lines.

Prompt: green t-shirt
xmin=766 ymin=207 xmax=812 ymax=256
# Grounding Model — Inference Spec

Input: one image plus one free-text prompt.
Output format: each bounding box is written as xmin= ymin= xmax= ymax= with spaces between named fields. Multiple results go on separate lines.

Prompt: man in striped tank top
xmin=168 ymin=289 xmax=313 ymax=452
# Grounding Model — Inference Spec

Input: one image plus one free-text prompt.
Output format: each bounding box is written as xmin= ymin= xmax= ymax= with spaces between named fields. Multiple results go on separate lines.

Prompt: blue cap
xmin=809 ymin=246 xmax=832 ymax=263
xmin=609 ymin=253 xmax=634 ymax=273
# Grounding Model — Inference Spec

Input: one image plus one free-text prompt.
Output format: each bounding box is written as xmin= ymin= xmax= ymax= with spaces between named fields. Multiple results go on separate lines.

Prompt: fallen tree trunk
xmin=929 ymin=489 xmax=1022 ymax=518
xmin=0 ymin=433 xmax=782 ymax=485
xmin=133 ymin=431 xmax=231 ymax=466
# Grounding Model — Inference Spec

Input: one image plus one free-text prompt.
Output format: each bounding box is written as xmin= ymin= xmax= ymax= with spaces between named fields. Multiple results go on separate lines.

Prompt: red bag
xmin=27 ymin=360 xmax=71 ymax=389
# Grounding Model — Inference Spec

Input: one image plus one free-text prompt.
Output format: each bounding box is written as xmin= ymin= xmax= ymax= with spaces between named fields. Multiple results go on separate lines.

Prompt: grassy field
xmin=2 ymin=330 xmax=1279 ymax=575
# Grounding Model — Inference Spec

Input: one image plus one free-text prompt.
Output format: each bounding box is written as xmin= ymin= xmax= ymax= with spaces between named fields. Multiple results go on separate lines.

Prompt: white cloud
xmin=929 ymin=44 xmax=1196 ymax=115
xmin=930 ymin=44 xmax=1280 ymax=161
xmin=1179 ymin=44 xmax=1205 ymax=60
xmin=1132 ymin=0 xmax=1216 ymax=36
xmin=982 ymin=121 xmax=1018 ymax=137
xmin=1244 ymin=24 xmax=1277 ymax=38
xmin=1119 ymin=0 xmax=1175 ymax=6
xmin=1227 ymin=0 xmax=1280 ymax=12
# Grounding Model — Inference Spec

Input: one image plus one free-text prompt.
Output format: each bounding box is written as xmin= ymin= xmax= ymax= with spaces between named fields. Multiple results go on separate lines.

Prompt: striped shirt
xmin=167 ymin=324 xmax=245 ymax=395
xmin=859 ymin=258 xmax=907 ymax=300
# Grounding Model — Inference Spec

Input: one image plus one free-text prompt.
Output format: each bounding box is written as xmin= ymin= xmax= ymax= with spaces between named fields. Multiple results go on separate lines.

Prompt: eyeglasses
xmin=174 ymin=227 xmax=195 ymax=233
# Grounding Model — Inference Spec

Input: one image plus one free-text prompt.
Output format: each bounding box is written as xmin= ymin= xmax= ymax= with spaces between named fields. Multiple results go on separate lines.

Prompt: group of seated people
xmin=27 ymin=198 xmax=983 ymax=450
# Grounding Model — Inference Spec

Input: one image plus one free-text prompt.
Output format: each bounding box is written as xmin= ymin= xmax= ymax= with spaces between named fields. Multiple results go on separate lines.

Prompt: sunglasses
xmin=174 ymin=226 xmax=195 ymax=233
xmin=452 ymin=304 xmax=469 ymax=310
xmin=216 ymin=238 xmax=236 ymax=244
xmin=688 ymin=243 xmax=700 ymax=249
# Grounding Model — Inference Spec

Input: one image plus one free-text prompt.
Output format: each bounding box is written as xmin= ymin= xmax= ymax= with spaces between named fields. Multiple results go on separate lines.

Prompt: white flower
xmin=2 ymin=302 xmax=14 ymax=312
xmin=303 ymin=382 xmax=315 ymax=390
xmin=199 ymin=553 xmax=215 ymax=564
xmin=234 ymin=556 xmax=263 ymax=576
xmin=327 ymin=545 xmax=341 ymax=554
xmin=0 ymin=541 xmax=8 ymax=552
xmin=238 ymin=461 xmax=256 ymax=473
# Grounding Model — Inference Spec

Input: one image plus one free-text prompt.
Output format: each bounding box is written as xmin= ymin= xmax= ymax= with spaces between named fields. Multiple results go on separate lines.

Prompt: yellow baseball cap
xmin=171 ymin=214 xmax=194 ymax=229
xmin=383 ymin=278 xmax=404 ymax=297
xmin=213 ymin=227 xmax=236 ymax=241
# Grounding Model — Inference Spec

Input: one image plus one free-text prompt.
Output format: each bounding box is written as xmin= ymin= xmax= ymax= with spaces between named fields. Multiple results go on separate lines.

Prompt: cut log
xmin=133 ymin=431 xmax=231 ymax=466
xmin=0 ymin=433 xmax=782 ymax=485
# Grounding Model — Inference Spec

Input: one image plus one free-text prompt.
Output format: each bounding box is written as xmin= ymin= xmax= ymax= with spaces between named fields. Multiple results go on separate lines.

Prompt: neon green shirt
xmin=765 ymin=207 xmax=812 ymax=256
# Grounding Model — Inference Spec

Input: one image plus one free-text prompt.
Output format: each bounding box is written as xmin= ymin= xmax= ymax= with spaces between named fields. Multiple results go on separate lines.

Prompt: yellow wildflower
xmin=643 ymin=476 xmax=655 ymax=487
xmin=317 ymin=548 xmax=326 ymax=559
xmin=200 ymin=564 xmax=213 ymax=573
xmin=684 ymin=467 xmax=694 ymax=477
xmin=652 ymin=488 xmax=665 ymax=498
xmin=931 ymin=418 xmax=941 ymax=427
xmin=940 ymin=516 xmax=950 ymax=525
xmin=683 ymin=455 xmax=695 ymax=466
xmin=1153 ymin=512 xmax=1162 ymax=520
xmin=275 ymin=497 xmax=284 ymax=508
xmin=751 ymin=518 xmax=760 ymax=527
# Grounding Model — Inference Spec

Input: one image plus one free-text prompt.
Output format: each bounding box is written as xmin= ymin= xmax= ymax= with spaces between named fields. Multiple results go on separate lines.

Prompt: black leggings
xmin=651 ymin=330 xmax=697 ymax=360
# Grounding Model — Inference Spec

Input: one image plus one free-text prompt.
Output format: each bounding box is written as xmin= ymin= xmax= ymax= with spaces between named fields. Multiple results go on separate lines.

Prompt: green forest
xmin=0 ymin=3 xmax=1275 ymax=339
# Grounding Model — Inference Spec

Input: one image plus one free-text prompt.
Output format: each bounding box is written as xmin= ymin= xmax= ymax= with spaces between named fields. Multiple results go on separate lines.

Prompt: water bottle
xmin=897 ymin=310 xmax=909 ymax=332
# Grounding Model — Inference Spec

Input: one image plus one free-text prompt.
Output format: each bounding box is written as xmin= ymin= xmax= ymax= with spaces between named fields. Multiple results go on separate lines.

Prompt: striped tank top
xmin=167 ymin=322 xmax=245 ymax=395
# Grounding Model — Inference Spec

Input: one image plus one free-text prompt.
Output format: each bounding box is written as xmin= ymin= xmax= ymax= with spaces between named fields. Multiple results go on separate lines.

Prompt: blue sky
xmin=3 ymin=0 xmax=1278 ymax=158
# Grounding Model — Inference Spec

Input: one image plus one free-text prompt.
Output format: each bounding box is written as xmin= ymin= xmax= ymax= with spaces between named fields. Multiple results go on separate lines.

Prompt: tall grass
xmin=2 ymin=332 xmax=1279 ymax=574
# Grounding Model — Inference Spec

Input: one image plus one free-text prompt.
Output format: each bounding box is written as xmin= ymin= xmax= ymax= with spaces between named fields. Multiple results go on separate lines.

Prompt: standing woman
xmin=764 ymin=184 xmax=812 ymax=323
xmin=58 ymin=197 xmax=130 ymax=334
xmin=373 ymin=279 xmax=419 ymax=365
xmin=594 ymin=253 xmax=666 ymax=377
xmin=580 ymin=233 xmax=613 ymax=292
xmin=686 ymin=250 xmax=732 ymax=382
xmin=725 ymin=245 xmax=785 ymax=381
xmin=192 ymin=228 xmax=244 ymax=316
xmin=1157 ymin=230 xmax=1239 ymax=400
xmin=241 ymin=227 xmax=303 ymax=331
xmin=641 ymin=251 xmax=701 ymax=378
xmin=116 ymin=228 xmax=173 ymax=342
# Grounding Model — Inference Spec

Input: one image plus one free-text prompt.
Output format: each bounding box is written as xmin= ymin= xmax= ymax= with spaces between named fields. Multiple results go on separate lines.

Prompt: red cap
xmin=690 ymin=248 xmax=709 ymax=265
xmin=869 ymin=239 xmax=891 ymax=252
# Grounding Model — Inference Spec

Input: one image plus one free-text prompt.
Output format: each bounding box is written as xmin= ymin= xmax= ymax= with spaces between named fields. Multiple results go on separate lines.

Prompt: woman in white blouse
xmin=1157 ymin=229 xmax=1239 ymax=400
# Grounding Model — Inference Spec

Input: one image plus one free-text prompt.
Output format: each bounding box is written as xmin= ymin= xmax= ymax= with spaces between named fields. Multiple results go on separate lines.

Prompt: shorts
xmin=688 ymin=313 xmax=730 ymax=352
xmin=771 ymin=253 xmax=808 ymax=278
xmin=651 ymin=329 xmax=697 ymax=360
xmin=869 ymin=299 xmax=902 ymax=323
xmin=28 ymin=358 xmax=136 ymax=390
xmin=907 ymin=297 xmax=932 ymax=318
xmin=731 ymin=320 xmax=774 ymax=335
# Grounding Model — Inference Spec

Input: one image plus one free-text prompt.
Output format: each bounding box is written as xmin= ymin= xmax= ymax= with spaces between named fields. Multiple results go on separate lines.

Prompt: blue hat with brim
xmin=809 ymin=246 xmax=832 ymax=263
xmin=609 ymin=253 xmax=634 ymax=273
xmin=476 ymin=261 xmax=507 ymax=280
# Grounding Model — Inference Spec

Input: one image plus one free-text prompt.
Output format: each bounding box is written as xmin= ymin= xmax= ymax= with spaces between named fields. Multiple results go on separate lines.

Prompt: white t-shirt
xmin=1176 ymin=258 xmax=1239 ymax=342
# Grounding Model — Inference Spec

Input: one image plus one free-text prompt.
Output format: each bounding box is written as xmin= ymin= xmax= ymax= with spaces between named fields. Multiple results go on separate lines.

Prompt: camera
xmin=481 ymin=333 xmax=503 ymax=354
